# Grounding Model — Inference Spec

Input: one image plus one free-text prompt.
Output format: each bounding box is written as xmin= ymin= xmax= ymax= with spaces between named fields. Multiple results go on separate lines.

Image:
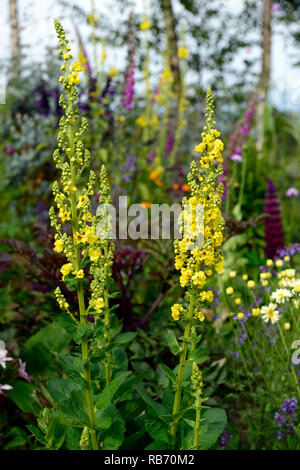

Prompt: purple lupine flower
xmin=286 ymin=187 xmax=299 ymax=197
xmin=264 ymin=179 xmax=284 ymax=259
xmin=277 ymin=243 xmax=300 ymax=258
xmin=18 ymin=359 xmax=32 ymax=383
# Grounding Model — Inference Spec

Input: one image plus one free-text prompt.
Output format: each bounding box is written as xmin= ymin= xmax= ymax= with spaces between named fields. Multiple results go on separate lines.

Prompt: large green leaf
xmin=198 ymin=408 xmax=227 ymax=449
xmin=95 ymin=372 xmax=131 ymax=410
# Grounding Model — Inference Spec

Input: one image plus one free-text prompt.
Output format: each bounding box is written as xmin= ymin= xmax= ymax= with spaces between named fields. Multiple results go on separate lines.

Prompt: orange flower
xmin=173 ymin=183 xmax=179 ymax=190
xmin=155 ymin=179 xmax=163 ymax=187
xmin=182 ymin=184 xmax=190 ymax=192
xmin=149 ymin=171 xmax=158 ymax=180
xmin=140 ymin=202 xmax=151 ymax=209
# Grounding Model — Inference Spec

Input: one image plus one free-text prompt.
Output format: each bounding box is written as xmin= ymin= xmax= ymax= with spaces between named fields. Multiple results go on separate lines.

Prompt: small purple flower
xmin=5 ymin=145 xmax=14 ymax=155
xmin=18 ymin=359 xmax=32 ymax=383
xmin=272 ymin=3 xmax=280 ymax=13
xmin=230 ymin=154 xmax=243 ymax=162
xmin=286 ymin=187 xmax=299 ymax=197
xmin=220 ymin=430 xmax=233 ymax=450
xmin=87 ymin=314 xmax=95 ymax=323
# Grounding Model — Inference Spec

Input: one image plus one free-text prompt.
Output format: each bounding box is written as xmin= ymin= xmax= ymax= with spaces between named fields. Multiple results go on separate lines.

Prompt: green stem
xmin=193 ymin=394 xmax=201 ymax=450
xmin=170 ymin=292 xmax=195 ymax=442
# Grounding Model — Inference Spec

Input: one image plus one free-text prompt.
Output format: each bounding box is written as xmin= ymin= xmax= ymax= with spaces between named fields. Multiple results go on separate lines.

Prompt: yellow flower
xmin=87 ymin=13 xmax=98 ymax=25
xmin=61 ymin=263 xmax=72 ymax=279
xmin=136 ymin=116 xmax=147 ymax=127
xmin=247 ymin=280 xmax=255 ymax=289
xmin=84 ymin=226 xmax=98 ymax=244
xmin=72 ymin=61 xmax=84 ymax=72
xmin=266 ymin=259 xmax=273 ymax=267
xmin=237 ymin=312 xmax=244 ymax=320
xmin=77 ymin=195 xmax=87 ymax=209
xmin=284 ymin=322 xmax=291 ymax=331
xmin=68 ymin=72 xmax=80 ymax=84
xmin=200 ymin=290 xmax=214 ymax=302
xmin=139 ymin=19 xmax=151 ymax=30
xmin=275 ymin=259 xmax=283 ymax=268
xmin=75 ymin=269 xmax=84 ymax=279
xmin=195 ymin=311 xmax=205 ymax=322
xmin=294 ymin=281 xmax=300 ymax=293
xmin=89 ymin=248 xmax=101 ymax=262
xmin=284 ymin=256 xmax=290 ymax=262
xmin=74 ymin=231 xmax=87 ymax=244
xmin=261 ymin=280 xmax=268 ymax=287
xmin=108 ymin=67 xmax=118 ymax=77
xmin=93 ymin=297 xmax=105 ymax=313
xmin=242 ymin=274 xmax=248 ymax=281
xmin=54 ymin=239 xmax=64 ymax=253
xmin=171 ymin=304 xmax=183 ymax=321
xmin=192 ymin=271 xmax=206 ymax=287
xmin=252 ymin=308 xmax=260 ymax=317
xmin=234 ymin=298 xmax=241 ymax=305
xmin=226 ymin=287 xmax=234 ymax=295
xmin=229 ymin=271 xmax=237 ymax=278
xmin=178 ymin=47 xmax=189 ymax=59
xmin=58 ymin=208 xmax=71 ymax=222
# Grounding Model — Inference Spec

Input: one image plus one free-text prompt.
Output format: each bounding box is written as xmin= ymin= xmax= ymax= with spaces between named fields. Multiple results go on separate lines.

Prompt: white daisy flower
xmin=271 ymin=289 xmax=292 ymax=304
xmin=261 ymin=303 xmax=281 ymax=324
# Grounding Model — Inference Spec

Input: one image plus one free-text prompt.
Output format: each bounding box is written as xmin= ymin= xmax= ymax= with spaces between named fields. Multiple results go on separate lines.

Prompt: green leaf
xmin=159 ymin=363 xmax=177 ymax=384
xmin=117 ymin=371 xmax=148 ymax=401
xmin=95 ymin=404 xmax=119 ymax=431
xmin=101 ymin=418 xmax=125 ymax=450
xmin=166 ymin=329 xmax=181 ymax=355
xmin=135 ymin=386 xmax=166 ymax=417
xmin=27 ymin=425 xmax=46 ymax=445
xmin=7 ymin=381 xmax=39 ymax=414
xmin=119 ymin=399 xmax=145 ymax=422
xmin=112 ymin=332 xmax=137 ymax=345
xmin=198 ymin=408 xmax=227 ymax=449
xmin=95 ymin=372 xmax=131 ymax=410
xmin=188 ymin=348 xmax=209 ymax=364
xmin=58 ymin=354 xmax=86 ymax=386
xmin=23 ymin=323 xmax=71 ymax=374
xmin=54 ymin=313 xmax=78 ymax=338
xmin=73 ymin=322 xmax=87 ymax=345
xmin=48 ymin=379 xmax=89 ymax=426
xmin=145 ymin=413 xmax=170 ymax=443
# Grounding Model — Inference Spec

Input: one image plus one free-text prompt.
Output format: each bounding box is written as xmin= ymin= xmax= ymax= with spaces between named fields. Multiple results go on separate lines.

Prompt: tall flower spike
xmin=264 ymin=178 xmax=284 ymax=259
xmin=170 ymin=89 xmax=225 ymax=442
xmin=51 ymin=18 xmax=115 ymax=450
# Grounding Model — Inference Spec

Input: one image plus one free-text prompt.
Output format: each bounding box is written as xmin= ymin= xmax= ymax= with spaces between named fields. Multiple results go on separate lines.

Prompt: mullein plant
xmin=169 ymin=89 xmax=225 ymax=447
xmin=31 ymin=19 xmax=136 ymax=451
